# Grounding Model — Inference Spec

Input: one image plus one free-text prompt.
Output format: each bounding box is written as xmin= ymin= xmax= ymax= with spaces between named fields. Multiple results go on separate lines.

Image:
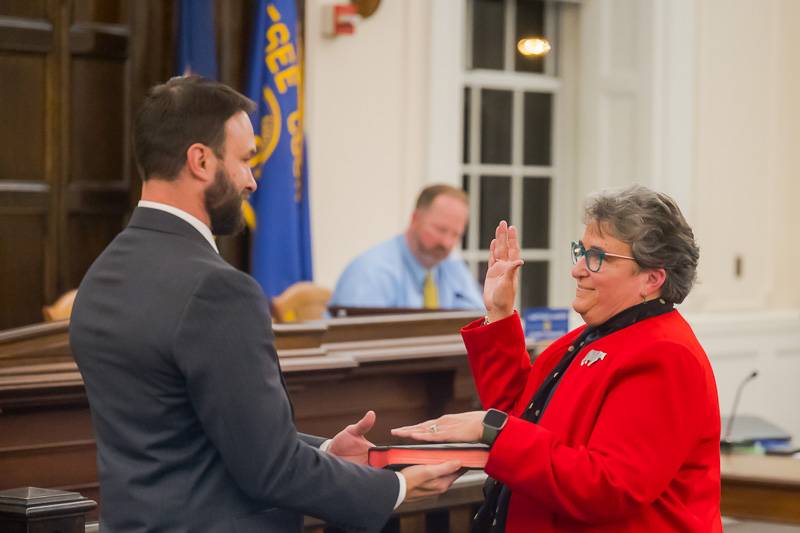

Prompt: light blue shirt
xmin=330 ymin=235 xmax=484 ymax=310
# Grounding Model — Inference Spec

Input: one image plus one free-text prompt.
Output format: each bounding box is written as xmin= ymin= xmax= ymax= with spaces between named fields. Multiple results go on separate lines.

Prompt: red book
xmin=368 ymin=443 xmax=489 ymax=470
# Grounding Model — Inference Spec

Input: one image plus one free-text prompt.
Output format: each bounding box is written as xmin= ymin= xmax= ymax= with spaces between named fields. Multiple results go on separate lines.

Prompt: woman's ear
xmin=643 ymin=267 xmax=667 ymax=297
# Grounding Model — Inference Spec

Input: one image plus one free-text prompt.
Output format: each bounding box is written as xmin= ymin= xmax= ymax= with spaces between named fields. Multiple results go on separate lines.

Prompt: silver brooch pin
xmin=580 ymin=349 xmax=607 ymax=367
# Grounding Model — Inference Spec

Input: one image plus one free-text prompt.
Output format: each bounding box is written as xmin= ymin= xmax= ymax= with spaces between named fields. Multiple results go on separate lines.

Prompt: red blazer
xmin=463 ymin=310 xmax=722 ymax=532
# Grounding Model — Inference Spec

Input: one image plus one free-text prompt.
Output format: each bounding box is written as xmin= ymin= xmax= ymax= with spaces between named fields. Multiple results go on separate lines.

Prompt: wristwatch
xmin=480 ymin=408 xmax=508 ymax=446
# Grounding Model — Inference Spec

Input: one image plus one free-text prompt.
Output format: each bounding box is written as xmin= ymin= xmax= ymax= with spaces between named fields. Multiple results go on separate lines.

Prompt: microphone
xmin=721 ymin=369 xmax=759 ymax=447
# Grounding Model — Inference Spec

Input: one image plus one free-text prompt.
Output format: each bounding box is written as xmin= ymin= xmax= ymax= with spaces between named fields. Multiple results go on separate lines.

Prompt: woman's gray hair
xmin=584 ymin=185 xmax=699 ymax=304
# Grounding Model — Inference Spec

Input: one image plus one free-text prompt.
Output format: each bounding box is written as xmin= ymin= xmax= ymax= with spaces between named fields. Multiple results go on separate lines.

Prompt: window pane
xmin=478 ymin=261 xmax=489 ymax=287
xmin=462 ymin=174 xmax=470 ymax=249
xmin=479 ymin=175 xmax=511 ymax=250
xmin=481 ymin=89 xmax=512 ymax=164
xmin=471 ymin=0 xmax=505 ymax=70
xmin=515 ymin=0 xmax=546 ymax=73
xmin=522 ymin=177 xmax=550 ymax=248
xmin=523 ymin=92 xmax=552 ymax=166
xmin=521 ymin=261 xmax=549 ymax=309
xmin=463 ymin=87 xmax=471 ymax=163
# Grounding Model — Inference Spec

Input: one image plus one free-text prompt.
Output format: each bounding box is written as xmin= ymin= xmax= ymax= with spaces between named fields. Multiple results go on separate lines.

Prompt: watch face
xmin=484 ymin=409 xmax=507 ymax=429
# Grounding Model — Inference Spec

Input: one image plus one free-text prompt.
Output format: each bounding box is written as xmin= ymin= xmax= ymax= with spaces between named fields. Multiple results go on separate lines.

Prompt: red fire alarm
xmin=322 ymin=3 xmax=359 ymax=37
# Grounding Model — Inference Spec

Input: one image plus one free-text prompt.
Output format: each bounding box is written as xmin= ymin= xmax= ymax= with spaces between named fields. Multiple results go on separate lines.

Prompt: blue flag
xmin=176 ymin=0 xmax=218 ymax=78
xmin=244 ymin=0 xmax=313 ymax=297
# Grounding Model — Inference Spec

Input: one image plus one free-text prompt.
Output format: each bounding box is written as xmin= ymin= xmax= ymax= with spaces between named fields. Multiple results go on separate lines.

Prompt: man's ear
xmin=410 ymin=207 xmax=424 ymax=227
xmin=185 ymin=143 xmax=214 ymax=183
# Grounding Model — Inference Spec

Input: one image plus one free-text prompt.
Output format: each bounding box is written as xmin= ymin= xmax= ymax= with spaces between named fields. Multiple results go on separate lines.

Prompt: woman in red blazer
xmin=393 ymin=186 xmax=722 ymax=532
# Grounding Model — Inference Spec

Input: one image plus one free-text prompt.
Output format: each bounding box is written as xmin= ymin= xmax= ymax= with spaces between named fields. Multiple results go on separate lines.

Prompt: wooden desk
xmin=0 ymin=311 xmax=492 ymax=522
xmin=721 ymin=453 xmax=800 ymax=524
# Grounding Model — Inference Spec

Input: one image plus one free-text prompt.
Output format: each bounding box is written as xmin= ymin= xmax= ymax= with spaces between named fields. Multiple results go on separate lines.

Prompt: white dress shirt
xmin=138 ymin=200 xmax=218 ymax=253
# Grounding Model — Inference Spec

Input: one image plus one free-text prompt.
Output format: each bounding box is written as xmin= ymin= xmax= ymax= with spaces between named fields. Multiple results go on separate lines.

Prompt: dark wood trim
xmin=273 ymin=322 xmax=327 ymax=350
xmin=64 ymin=182 xmax=130 ymax=214
xmin=323 ymin=311 xmax=483 ymax=344
xmin=0 ymin=16 xmax=53 ymax=52
xmin=47 ymin=0 xmax=70 ymax=306
xmin=69 ymin=22 xmax=129 ymax=59
xmin=0 ymin=182 xmax=51 ymax=212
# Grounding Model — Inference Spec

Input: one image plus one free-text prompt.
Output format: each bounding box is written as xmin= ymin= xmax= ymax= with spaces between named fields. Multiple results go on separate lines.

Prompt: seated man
xmin=330 ymin=184 xmax=484 ymax=309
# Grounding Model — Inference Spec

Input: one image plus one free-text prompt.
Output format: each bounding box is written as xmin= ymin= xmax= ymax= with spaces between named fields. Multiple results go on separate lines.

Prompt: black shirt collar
xmin=579 ymin=297 xmax=674 ymax=347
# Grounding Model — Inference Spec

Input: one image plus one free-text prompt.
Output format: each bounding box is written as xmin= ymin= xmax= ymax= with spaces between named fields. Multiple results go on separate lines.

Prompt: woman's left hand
xmin=391 ymin=411 xmax=486 ymax=443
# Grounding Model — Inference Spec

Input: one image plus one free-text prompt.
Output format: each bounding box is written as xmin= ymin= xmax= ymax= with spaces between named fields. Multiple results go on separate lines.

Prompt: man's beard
xmin=204 ymin=166 xmax=246 ymax=236
xmin=411 ymin=234 xmax=450 ymax=267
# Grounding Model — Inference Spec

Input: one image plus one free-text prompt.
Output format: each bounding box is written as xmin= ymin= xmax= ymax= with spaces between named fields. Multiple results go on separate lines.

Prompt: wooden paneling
xmin=0 ymin=1 xmax=145 ymax=330
xmin=290 ymin=363 xmax=475 ymax=444
xmin=0 ymin=407 xmax=92 ymax=448
xmin=0 ymin=18 xmax=52 ymax=53
xmin=0 ymin=183 xmax=50 ymax=211
xmin=69 ymin=58 xmax=126 ymax=183
xmin=72 ymin=0 xmax=128 ymax=25
xmin=64 ymin=17 xmax=132 ymax=307
xmin=0 ymin=53 xmax=47 ymax=181
xmin=0 ymin=1 xmax=48 ymax=19
xmin=0 ymin=14 xmax=57 ymax=330
xmin=66 ymin=213 xmax=125 ymax=288
xmin=0 ymin=215 xmax=47 ymax=329
xmin=0 ymin=438 xmax=97 ymax=489
xmin=0 ymin=0 xmax=271 ymax=329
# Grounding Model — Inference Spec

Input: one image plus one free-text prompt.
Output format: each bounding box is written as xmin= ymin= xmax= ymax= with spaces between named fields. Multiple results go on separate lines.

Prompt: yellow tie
xmin=423 ymin=271 xmax=439 ymax=309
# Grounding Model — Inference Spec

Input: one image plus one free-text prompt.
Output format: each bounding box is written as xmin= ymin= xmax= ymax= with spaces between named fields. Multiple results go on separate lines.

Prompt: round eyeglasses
xmin=571 ymin=241 xmax=637 ymax=273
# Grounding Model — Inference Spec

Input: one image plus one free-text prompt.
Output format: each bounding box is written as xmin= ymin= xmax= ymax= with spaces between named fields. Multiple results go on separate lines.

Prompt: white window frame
xmin=460 ymin=0 xmax=574 ymax=311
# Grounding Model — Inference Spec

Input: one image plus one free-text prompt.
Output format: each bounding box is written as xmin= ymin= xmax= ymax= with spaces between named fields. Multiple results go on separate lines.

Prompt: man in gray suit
xmin=69 ymin=76 xmax=461 ymax=533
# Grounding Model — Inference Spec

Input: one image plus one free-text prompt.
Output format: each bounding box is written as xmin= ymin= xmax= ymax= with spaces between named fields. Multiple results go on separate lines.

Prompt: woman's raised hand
xmin=483 ymin=221 xmax=523 ymax=322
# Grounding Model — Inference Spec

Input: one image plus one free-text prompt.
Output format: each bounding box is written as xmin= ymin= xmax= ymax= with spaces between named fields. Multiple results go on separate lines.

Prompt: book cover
xmin=368 ymin=443 xmax=490 ymax=470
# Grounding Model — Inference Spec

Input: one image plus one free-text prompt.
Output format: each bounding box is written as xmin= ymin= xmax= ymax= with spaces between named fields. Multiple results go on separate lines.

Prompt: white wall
xmin=688 ymin=0 xmax=800 ymax=439
xmin=305 ymin=0 xmax=433 ymax=288
xmin=690 ymin=0 xmax=800 ymax=313
xmin=689 ymin=310 xmax=800 ymax=441
xmin=764 ymin=0 xmax=800 ymax=310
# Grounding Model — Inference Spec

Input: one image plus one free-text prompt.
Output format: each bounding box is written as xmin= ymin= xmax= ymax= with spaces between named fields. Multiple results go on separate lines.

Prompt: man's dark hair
xmin=133 ymin=76 xmax=256 ymax=181
xmin=414 ymin=184 xmax=469 ymax=210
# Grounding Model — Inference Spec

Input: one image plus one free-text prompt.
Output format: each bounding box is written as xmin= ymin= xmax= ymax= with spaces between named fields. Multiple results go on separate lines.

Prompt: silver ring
xmin=429 ymin=424 xmax=439 ymax=433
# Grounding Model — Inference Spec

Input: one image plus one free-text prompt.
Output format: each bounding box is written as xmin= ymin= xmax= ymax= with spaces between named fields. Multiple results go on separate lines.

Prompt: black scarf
xmin=471 ymin=298 xmax=674 ymax=533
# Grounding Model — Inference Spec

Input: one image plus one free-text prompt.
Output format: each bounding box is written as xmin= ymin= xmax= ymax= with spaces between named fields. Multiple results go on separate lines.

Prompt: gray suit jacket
xmin=70 ymin=207 xmax=398 ymax=532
